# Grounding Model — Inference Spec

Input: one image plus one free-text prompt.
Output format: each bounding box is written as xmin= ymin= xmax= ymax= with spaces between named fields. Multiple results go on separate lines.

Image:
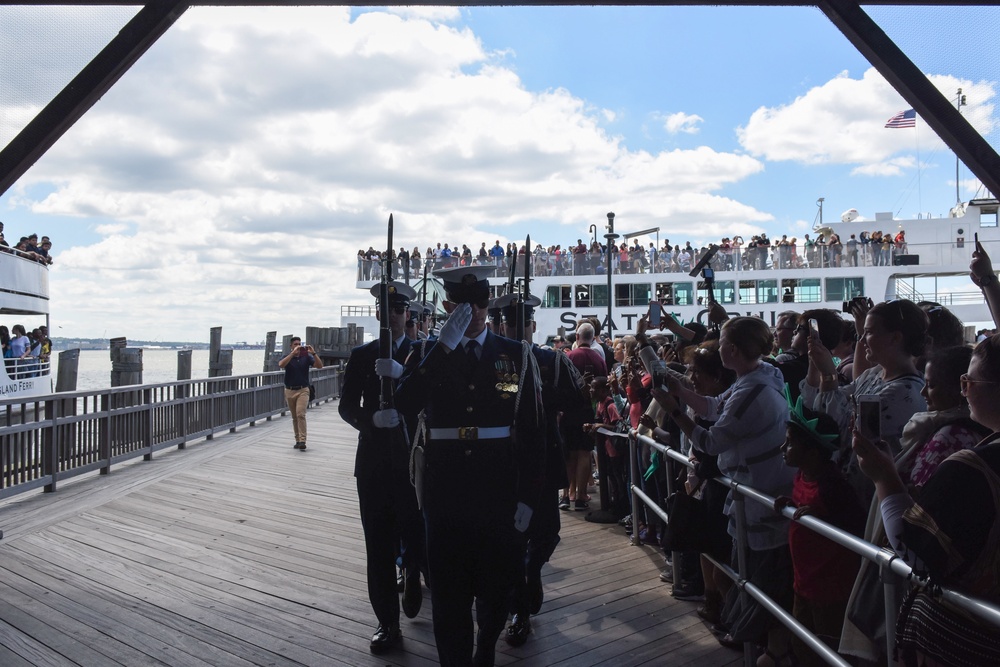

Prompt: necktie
xmin=392 ymin=341 xmax=398 ymax=357
xmin=465 ymin=340 xmax=480 ymax=362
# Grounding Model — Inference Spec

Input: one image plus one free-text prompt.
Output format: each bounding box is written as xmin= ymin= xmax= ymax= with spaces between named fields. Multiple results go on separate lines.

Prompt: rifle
xmin=379 ymin=214 xmax=394 ymax=410
xmin=516 ymin=234 xmax=530 ymax=342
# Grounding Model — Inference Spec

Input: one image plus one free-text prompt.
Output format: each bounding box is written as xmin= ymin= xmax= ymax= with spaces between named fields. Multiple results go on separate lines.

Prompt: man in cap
xmin=339 ymin=281 xmax=427 ymax=653
xmin=493 ymin=292 xmax=590 ymax=646
xmin=392 ymin=265 xmax=544 ymax=666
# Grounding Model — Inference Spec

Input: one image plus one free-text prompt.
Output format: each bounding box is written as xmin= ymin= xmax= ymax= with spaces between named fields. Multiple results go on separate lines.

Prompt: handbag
xmin=661 ymin=480 xmax=710 ymax=553
xmin=308 ymin=384 xmax=316 ymax=401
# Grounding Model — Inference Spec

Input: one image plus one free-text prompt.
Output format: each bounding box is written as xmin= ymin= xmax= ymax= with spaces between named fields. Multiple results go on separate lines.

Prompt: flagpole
xmin=915 ymin=119 xmax=921 ymax=214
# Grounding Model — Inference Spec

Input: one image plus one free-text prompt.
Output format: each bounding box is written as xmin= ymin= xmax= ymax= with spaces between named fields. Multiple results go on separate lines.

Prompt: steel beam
xmin=0 ymin=2 xmax=189 ymax=195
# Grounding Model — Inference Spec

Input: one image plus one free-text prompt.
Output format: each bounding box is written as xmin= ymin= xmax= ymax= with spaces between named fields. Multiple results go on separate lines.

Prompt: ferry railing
xmin=354 ymin=238 xmax=990 ymax=284
xmin=0 ymin=366 xmax=341 ymax=506
xmin=627 ymin=430 xmax=1000 ymax=666
xmin=2 ymin=357 xmax=52 ymax=382
xmin=357 ymin=238 xmax=998 ymax=284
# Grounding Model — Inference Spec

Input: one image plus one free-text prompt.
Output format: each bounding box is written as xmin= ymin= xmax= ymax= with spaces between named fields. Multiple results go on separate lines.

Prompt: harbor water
xmin=49 ymin=349 xmax=274 ymax=392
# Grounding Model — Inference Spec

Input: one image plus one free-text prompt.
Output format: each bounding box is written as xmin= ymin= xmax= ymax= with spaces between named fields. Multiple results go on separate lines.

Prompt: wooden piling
xmin=55 ymin=349 xmax=79 ymax=392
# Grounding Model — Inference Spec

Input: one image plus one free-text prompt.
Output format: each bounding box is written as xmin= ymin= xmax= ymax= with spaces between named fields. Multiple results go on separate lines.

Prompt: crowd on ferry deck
xmin=355 ymin=228 xmax=910 ymax=280
xmin=512 ymin=235 xmax=1000 ymax=667
xmin=0 ymin=221 xmax=54 ymax=264
xmin=1 ymin=324 xmax=51 ymax=378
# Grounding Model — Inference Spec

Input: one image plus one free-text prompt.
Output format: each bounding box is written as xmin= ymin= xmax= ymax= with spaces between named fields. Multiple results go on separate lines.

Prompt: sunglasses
xmin=390 ymin=305 xmax=408 ymax=315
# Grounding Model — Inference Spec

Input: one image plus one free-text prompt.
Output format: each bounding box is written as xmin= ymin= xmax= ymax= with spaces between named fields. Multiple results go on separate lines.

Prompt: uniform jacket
xmin=396 ymin=330 xmax=545 ymax=508
xmin=338 ymin=336 xmax=412 ymax=478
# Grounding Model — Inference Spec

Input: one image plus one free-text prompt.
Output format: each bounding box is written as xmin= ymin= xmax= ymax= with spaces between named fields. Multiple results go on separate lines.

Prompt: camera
xmin=842 ymin=295 xmax=874 ymax=313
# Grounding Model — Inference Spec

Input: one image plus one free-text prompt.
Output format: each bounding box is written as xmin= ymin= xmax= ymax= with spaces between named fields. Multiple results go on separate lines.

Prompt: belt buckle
xmin=458 ymin=426 xmax=478 ymax=441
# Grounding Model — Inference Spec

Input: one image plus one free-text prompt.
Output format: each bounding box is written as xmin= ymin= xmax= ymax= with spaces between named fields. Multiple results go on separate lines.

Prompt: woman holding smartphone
xmin=802 ymin=299 xmax=928 ymax=469
xmin=854 ymin=334 xmax=1000 ymax=666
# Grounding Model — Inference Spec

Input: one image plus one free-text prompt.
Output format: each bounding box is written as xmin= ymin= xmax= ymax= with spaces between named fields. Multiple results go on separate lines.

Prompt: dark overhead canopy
xmin=2 ymin=1 xmax=999 ymax=199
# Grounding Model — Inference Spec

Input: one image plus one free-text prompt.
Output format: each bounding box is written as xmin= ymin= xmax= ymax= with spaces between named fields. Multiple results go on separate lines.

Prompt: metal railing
xmin=354 ymin=238 xmax=987 ymax=284
xmin=0 ymin=367 xmax=341 ymax=503
xmin=628 ymin=430 xmax=1000 ymax=667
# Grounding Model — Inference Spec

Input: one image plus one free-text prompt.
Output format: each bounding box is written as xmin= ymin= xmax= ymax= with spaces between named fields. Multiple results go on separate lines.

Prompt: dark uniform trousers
xmin=396 ymin=332 xmax=544 ymax=667
xmin=511 ymin=346 xmax=586 ymax=617
xmin=339 ymin=338 xmax=425 ymax=630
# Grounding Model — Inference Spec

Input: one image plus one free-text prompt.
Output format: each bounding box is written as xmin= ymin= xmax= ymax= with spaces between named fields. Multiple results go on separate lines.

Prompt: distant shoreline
xmin=50 ymin=337 xmax=266 ymax=351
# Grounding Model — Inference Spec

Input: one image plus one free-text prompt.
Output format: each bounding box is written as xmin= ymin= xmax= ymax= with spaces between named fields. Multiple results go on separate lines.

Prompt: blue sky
xmin=0 ymin=4 xmax=995 ymax=341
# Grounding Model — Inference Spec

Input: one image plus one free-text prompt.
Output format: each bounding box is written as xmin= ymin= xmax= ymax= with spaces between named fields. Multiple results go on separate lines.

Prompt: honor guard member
xmin=493 ymin=293 xmax=589 ymax=646
xmin=394 ymin=265 xmax=545 ymax=667
xmin=339 ymin=281 xmax=426 ymax=654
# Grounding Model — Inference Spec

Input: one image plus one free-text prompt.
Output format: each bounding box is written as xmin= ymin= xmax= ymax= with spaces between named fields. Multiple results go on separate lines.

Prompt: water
xmin=50 ymin=349 xmax=272 ymax=392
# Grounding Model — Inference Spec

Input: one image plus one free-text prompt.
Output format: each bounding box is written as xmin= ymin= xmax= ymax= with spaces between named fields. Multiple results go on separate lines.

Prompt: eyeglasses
xmin=961 ymin=373 xmax=997 ymax=389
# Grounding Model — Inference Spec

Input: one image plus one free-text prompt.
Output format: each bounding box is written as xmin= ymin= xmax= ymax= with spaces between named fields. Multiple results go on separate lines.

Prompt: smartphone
xmin=808 ymin=318 xmax=820 ymax=337
xmin=857 ymin=395 xmax=881 ymax=441
xmin=648 ymin=300 xmax=662 ymax=326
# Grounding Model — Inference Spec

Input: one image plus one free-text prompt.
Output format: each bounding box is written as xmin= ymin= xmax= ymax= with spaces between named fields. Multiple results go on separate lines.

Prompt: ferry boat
xmin=352 ymin=199 xmax=998 ymax=340
xmin=1 ymin=247 xmax=52 ymax=400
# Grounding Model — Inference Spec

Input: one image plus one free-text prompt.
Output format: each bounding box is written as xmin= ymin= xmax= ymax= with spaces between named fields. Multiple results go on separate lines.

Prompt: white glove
xmin=514 ymin=502 xmax=533 ymax=533
xmin=375 ymin=358 xmax=403 ymax=379
xmin=438 ymin=303 xmax=473 ymax=351
xmin=372 ymin=409 xmax=400 ymax=429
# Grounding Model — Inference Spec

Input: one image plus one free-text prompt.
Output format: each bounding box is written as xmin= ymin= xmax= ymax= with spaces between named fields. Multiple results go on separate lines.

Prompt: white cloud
xmin=12 ymin=7 xmax=772 ymax=341
xmin=737 ymin=67 xmax=997 ymax=171
xmin=851 ymin=156 xmax=916 ymax=177
xmin=662 ymin=112 xmax=703 ymax=135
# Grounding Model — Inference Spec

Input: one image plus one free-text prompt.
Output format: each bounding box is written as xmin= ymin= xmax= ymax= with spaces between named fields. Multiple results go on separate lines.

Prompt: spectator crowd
xmin=0 ymin=221 xmax=54 ymax=265
xmin=356 ymin=229 xmax=911 ymax=281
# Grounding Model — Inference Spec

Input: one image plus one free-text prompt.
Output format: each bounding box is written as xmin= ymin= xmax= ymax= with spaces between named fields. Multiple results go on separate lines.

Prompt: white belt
xmin=428 ymin=426 xmax=511 ymax=441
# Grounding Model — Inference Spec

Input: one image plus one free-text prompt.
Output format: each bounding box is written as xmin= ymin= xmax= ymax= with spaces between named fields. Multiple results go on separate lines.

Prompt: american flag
xmin=885 ymin=109 xmax=917 ymax=128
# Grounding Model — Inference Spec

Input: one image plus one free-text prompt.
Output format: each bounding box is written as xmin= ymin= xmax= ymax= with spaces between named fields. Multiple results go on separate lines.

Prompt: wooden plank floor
xmin=0 ymin=401 xmax=741 ymax=666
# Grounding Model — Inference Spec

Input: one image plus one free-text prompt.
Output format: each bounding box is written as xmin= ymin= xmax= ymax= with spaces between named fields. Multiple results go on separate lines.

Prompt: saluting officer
xmin=338 ymin=281 xmax=426 ymax=654
xmin=493 ymin=293 xmax=590 ymax=646
xmin=394 ymin=265 xmax=545 ymax=667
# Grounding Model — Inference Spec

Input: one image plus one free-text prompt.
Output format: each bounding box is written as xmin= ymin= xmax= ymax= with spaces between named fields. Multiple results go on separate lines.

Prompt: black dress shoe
xmin=526 ymin=573 xmax=544 ymax=615
xmin=504 ymin=614 xmax=532 ymax=647
xmin=369 ymin=624 xmax=401 ymax=654
xmin=402 ymin=570 xmax=422 ymax=618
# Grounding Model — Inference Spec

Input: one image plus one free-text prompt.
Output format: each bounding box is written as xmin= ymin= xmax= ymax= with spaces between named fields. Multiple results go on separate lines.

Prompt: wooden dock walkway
xmin=0 ymin=400 xmax=740 ymax=666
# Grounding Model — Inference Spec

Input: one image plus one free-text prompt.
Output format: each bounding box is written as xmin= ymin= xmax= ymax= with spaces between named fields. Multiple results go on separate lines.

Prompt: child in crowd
xmin=774 ymin=396 xmax=865 ymax=667
xmin=584 ymin=377 xmax=628 ymax=517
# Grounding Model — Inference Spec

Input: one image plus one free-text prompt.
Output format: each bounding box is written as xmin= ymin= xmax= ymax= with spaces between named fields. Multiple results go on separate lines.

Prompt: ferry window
xmin=655 ymin=282 xmax=680 ymax=305
xmin=781 ymin=278 xmax=821 ymax=303
xmin=981 ymin=209 xmax=998 ymax=227
xmin=739 ymin=280 xmax=757 ymax=305
xmin=757 ymin=280 xmax=778 ymax=304
xmin=673 ymin=282 xmax=694 ymax=306
xmin=825 ymin=277 xmax=865 ymax=302
xmin=656 ymin=283 xmax=694 ymax=306
xmin=696 ymin=280 xmax=735 ymax=305
xmin=544 ymin=285 xmax=571 ymax=308
xmin=717 ymin=280 xmax=735 ymax=304
xmin=615 ymin=283 xmax=652 ymax=307
xmin=575 ymin=284 xmax=608 ymax=308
